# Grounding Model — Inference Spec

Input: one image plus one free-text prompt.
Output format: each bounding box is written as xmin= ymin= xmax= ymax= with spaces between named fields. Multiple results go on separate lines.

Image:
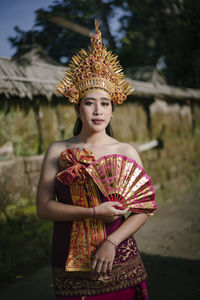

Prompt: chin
xmin=89 ymin=124 xmax=107 ymax=132
xmin=91 ymin=127 xmax=106 ymax=133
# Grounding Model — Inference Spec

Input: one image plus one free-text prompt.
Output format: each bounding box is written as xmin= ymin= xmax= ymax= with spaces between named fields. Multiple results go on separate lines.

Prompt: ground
xmin=135 ymin=184 xmax=200 ymax=299
xmin=0 ymin=183 xmax=200 ymax=299
xmin=135 ymin=184 xmax=200 ymax=261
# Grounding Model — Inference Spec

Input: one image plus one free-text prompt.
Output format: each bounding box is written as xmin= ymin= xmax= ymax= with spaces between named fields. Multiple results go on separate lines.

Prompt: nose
xmin=93 ymin=102 xmax=102 ymax=115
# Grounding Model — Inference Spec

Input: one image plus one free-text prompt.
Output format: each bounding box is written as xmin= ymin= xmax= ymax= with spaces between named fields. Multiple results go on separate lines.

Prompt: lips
xmin=92 ymin=119 xmax=104 ymax=124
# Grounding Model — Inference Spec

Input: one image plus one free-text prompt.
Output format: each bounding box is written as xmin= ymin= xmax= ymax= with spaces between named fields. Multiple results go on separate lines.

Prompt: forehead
xmin=82 ymin=90 xmax=111 ymax=101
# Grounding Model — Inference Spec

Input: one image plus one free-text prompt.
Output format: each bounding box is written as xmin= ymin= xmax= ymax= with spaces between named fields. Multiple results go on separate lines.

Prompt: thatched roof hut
xmin=0 ymin=47 xmax=64 ymax=104
xmin=0 ymin=46 xmax=200 ymax=155
xmin=0 ymin=46 xmax=200 ymax=105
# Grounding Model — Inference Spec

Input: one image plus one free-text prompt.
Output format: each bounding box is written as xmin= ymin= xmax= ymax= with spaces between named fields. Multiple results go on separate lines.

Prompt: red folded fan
xmin=86 ymin=154 xmax=157 ymax=215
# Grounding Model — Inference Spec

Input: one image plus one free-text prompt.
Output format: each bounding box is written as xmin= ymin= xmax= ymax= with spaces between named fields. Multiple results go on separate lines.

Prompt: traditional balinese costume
xmin=53 ymin=20 xmax=157 ymax=299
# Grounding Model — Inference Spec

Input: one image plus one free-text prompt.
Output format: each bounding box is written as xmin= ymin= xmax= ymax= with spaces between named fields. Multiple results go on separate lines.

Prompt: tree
xmin=117 ymin=0 xmax=200 ymax=88
xmin=9 ymin=0 xmax=200 ymax=88
xmin=9 ymin=0 xmax=117 ymax=64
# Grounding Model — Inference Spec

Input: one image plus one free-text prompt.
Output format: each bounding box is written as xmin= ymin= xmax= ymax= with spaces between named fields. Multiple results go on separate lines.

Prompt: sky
xmin=0 ymin=0 xmax=54 ymax=58
xmin=0 ymin=0 xmax=125 ymax=59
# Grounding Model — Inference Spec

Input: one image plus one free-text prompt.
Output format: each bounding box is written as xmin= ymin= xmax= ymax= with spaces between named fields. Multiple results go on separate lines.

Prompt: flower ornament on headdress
xmin=57 ymin=20 xmax=134 ymax=104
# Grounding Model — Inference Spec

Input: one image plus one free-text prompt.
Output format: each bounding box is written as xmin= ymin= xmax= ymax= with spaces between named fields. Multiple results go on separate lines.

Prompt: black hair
xmin=73 ymin=99 xmax=114 ymax=137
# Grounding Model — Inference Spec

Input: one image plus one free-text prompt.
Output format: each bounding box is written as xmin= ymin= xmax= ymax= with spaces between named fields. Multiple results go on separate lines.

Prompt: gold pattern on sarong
xmin=53 ymin=237 xmax=147 ymax=296
xmin=65 ymin=179 xmax=106 ymax=271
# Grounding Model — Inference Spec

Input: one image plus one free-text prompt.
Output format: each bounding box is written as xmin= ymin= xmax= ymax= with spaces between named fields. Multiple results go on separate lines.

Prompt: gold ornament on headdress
xmin=57 ymin=20 xmax=134 ymax=104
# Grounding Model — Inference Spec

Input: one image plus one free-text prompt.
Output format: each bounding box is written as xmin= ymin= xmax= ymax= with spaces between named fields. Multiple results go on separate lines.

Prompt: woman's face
xmin=78 ymin=91 xmax=113 ymax=133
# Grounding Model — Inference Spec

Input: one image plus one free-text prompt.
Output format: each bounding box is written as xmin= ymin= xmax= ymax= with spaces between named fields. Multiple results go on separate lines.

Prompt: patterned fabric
xmin=86 ymin=154 xmax=157 ymax=215
xmin=65 ymin=182 xmax=106 ymax=271
xmin=53 ymin=236 xmax=147 ymax=296
xmin=55 ymin=280 xmax=148 ymax=299
xmin=57 ymin=147 xmax=95 ymax=185
xmin=53 ymin=147 xmax=155 ymax=296
xmin=57 ymin=148 xmax=106 ymax=271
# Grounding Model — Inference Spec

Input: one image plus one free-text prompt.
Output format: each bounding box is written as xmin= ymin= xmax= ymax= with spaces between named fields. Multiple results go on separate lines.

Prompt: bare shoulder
xmin=39 ymin=140 xmax=69 ymax=175
xmin=45 ymin=140 xmax=66 ymax=158
xmin=118 ymin=142 xmax=143 ymax=167
xmin=44 ymin=138 xmax=75 ymax=164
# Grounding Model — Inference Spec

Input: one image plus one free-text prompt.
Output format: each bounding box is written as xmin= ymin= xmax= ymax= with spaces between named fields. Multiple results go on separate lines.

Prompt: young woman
xmin=36 ymin=21 xmax=156 ymax=300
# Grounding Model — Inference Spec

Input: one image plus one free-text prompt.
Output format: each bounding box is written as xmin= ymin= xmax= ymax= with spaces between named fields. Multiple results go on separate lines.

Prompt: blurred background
xmin=0 ymin=0 xmax=200 ymax=299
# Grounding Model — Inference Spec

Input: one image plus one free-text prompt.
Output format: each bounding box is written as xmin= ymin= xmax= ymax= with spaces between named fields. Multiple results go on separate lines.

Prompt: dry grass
xmin=141 ymin=135 xmax=200 ymax=203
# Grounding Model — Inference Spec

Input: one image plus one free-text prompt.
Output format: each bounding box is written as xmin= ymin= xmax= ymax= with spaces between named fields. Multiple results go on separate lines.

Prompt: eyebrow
xmin=83 ymin=97 xmax=110 ymax=101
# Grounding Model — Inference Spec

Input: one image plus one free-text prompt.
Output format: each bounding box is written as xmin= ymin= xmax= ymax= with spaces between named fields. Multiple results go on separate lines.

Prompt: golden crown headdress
xmin=57 ymin=20 xmax=134 ymax=104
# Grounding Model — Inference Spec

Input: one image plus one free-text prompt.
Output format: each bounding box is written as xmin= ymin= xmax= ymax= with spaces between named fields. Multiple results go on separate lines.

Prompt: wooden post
xmin=32 ymin=99 xmax=44 ymax=154
xmin=188 ymin=99 xmax=196 ymax=135
xmin=55 ymin=106 xmax=65 ymax=139
xmin=143 ymin=99 xmax=153 ymax=139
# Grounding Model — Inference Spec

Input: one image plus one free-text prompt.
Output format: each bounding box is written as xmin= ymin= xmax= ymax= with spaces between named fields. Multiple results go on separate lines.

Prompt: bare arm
xmin=107 ymin=143 xmax=148 ymax=241
xmin=36 ymin=143 xmax=128 ymax=222
xmin=36 ymin=143 xmax=94 ymax=221
xmin=106 ymin=213 xmax=147 ymax=245
xmin=92 ymin=145 xmax=148 ymax=274
xmin=92 ymin=212 xmax=148 ymax=274
xmin=108 ymin=143 xmax=147 ymax=244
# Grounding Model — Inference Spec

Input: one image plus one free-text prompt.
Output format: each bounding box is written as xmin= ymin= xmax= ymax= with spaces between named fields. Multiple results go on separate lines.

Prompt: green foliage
xmin=0 ymin=108 xmax=38 ymax=156
xmin=118 ymin=0 xmax=200 ymax=88
xmin=0 ymin=205 xmax=53 ymax=285
xmin=0 ymin=104 xmax=76 ymax=156
xmin=9 ymin=0 xmax=116 ymax=64
xmin=8 ymin=0 xmax=200 ymax=88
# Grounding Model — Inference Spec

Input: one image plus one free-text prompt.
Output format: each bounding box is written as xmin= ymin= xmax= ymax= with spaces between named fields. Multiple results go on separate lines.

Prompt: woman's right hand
xmin=94 ymin=202 xmax=129 ymax=223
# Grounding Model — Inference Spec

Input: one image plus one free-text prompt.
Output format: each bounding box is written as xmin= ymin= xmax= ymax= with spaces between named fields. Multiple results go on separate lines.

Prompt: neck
xmin=77 ymin=128 xmax=110 ymax=145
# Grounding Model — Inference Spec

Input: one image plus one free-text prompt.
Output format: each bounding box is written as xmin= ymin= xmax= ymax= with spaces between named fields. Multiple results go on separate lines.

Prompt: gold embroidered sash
xmin=56 ymin=148 xmax=106 ymax=271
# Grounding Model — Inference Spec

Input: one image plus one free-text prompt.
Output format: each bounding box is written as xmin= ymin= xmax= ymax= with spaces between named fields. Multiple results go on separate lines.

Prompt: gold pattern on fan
xmin=86 ymin=155 xmax=157 ymax=215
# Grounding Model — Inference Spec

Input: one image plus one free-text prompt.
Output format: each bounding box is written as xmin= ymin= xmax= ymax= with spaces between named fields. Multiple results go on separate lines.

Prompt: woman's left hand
xmin=91 ymin=239 xmax=116 ymax=275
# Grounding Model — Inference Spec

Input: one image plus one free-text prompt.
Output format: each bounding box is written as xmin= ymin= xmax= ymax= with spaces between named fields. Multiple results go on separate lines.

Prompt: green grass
xmin=0 ymin=205 xmax=53 ymax=286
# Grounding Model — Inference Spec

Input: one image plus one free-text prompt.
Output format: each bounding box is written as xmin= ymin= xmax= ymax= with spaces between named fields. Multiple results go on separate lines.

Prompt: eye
xmin=101 ymin=102 xmax=109 ymax=106
xmin=85 ymin=101 xmax=94 ymax=105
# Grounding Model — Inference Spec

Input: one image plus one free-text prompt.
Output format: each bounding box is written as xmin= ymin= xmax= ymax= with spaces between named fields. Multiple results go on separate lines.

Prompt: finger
xmin=96 ymin=260 xmax=104 ymax=274
xmin=122 ymin=207 xmax=130 ymax=213
xmin=91 ymin=258 xmax=98 ymax=271
xmin=117 ymin=207 xmax=129 ymax=215
xmin=107 ymin=261 xmax=113 ymax=274
xmin=111 ymin=202 xmax=123 ymax=208
xmin=101 ymin=261 xmax=108 ymax=275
